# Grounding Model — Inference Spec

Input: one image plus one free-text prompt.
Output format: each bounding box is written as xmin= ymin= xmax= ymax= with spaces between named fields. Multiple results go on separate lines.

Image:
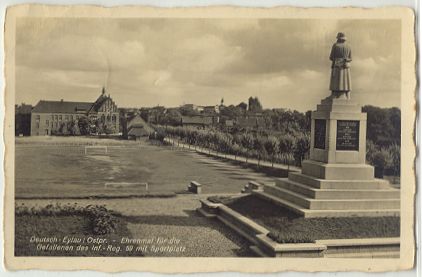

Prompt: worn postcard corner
xmin=3 ymin=4 xmax=417 ymax=273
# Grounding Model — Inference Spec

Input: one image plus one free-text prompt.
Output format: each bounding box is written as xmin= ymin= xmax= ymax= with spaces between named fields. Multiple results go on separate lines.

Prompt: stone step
xmin=275 ymin=178 xmax=316 ymax=197
xmin=263 ymin=184 xmax=310 ymax=208
xmin=275 ymin=178 xmax=400 ymax=199
xmin=263 ymin=184 xmax=400 ymax=210
xmin=252 ymin=191 xmax=400 ymax=218
xmin=310 ymin=198 xmax=400 ymax=210
xmin=301 ymin=160 xmax=374 ymax=180
xmin=288 ymin=172 xmax=392 ymax=189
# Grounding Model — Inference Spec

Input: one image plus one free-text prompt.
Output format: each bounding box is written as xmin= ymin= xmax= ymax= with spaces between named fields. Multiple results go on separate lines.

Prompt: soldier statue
xmin=329 ymin=32 xmax=352 ymax=99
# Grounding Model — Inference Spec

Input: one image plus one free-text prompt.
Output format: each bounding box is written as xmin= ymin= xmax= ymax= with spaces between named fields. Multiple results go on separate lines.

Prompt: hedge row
xmin=152 ymin=125 xmax=310 ymax=167
xmin=16 ymin=203 xmax=120 ymax=235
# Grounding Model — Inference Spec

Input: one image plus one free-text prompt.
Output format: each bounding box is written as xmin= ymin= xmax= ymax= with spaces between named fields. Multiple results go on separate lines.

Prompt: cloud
xmin=16 ymin=18 xmax=401 ymax=111
xmin=353 ymin=57 xmax=378 ymax=72
xmin=152 ymin=70 xmax=172 ymax=86
xmin=171 ymin=34 xmax=243 ymax=74
xmin=17 ymin=35 xmax=146 ymax=73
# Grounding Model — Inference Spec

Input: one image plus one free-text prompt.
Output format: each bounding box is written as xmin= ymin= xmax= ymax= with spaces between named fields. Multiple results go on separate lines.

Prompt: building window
xmin=51 ymin=115 xmax=54 ymax=120
xmin=59 ymin=115 xmax=62 ymax=121
xmin=36 ymin=123 xmax=39 ymax=128
xmin=46 ymin=120 xmax=49 ymax=125
xmin=55 ymin=115 xmax=58 ymax=121
xmin=35 ymin=115 xmax=40 ymax=121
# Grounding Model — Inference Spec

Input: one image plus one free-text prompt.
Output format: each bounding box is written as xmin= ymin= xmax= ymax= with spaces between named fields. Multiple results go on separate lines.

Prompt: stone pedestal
xmin=305 ymin=96 xmax=370 ymax=180
xmin=253 ymin=96 xmax=400 ymax=218
xmin=311 ymin=97 xmax=366 ymax=164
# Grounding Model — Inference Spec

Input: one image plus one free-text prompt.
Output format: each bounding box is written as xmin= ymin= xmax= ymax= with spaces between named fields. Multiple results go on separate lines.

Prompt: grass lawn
xmin=218 ymin=195 xmax=400 ymax=243
xmin=15 ymin=137 xmax=269 ymax=198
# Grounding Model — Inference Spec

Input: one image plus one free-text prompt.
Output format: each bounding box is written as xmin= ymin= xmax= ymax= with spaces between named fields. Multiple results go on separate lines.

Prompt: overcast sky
xmin=15 ymin=18 xmax=401 ymax=112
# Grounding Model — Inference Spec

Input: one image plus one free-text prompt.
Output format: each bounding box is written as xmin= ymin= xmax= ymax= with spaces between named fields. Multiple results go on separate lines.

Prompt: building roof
xmin=128 ymin=115 xmax=154 ymax=133
xmin=88 ymin=89 xmax=111 ymax=113
xmin=128 ymin=126 xmax=150 ymax=137
xmin=32 ymin=100 xmax=93 ymax=114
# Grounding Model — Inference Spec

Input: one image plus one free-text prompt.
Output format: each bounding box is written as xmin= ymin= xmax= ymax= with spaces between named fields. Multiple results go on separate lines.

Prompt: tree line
xmin=363 ymin=106 xmax=401 ymax=179
xmin=152 ymin=125 xmax=310 ymax=169
xmin=150 ymin=105 xmax=401 ymax=178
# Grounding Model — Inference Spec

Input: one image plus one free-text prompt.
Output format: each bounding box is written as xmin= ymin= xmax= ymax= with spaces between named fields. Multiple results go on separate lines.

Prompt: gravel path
xmin=16 ymin=195 xmax=253 ymax=257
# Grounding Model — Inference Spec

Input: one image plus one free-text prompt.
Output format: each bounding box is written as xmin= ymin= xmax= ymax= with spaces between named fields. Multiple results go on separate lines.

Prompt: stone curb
xmin=197 ymin=198 xmax=400 ymax=258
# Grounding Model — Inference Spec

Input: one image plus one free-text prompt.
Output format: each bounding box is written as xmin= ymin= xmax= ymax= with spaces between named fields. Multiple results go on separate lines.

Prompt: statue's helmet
xmin=336 ymin=32 xmax=347 ymax=40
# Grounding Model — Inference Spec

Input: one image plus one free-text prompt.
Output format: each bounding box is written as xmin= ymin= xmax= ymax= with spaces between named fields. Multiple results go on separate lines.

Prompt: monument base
xmin=254 ymin=168 xmax=400 ymax=218
xmin=252 ymin=95 xmax=400 ymax=218
xmin=301 ymin=160 xmax=374 ymax=180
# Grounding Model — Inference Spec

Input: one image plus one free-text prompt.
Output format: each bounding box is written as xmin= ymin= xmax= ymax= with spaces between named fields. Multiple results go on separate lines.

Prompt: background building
xmin=30 ymin=88 xmax=119 ymax=136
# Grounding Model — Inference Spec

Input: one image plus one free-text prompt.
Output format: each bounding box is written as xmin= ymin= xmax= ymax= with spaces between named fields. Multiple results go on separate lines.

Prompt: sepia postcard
xmin=3 ymin=4 xmax=416 ymax=273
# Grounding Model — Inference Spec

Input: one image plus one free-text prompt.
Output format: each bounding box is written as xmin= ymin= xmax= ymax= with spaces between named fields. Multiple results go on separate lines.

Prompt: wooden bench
xmin=188 ymin=181 xmax=202 ymax=194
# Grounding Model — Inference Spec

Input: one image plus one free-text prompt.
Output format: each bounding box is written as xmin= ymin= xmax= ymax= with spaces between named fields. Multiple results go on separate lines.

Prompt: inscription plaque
xmin=336 ymin=120 xmax=359 ymax=151
xmin=314 ymin=119 xmax=326 ymax=149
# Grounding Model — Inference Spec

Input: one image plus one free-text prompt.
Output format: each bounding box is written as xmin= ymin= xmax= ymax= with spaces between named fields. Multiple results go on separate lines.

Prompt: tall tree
xmin=220 ymin=105 xmax=244 ymax=119
xmin=163 ymin=109 xmax=182 ymax=126
xmin=78 ymin=116 xmax=91 ymax=135
xmin=363 ymin=105 xmax=401 ymax=147
xmin=278 ymin=134 xmax=296 ymax=171
xmin=248 ymin=97 xmax=263 ymax=112
xmin=264 ymin=136 xmax=279 ymax=167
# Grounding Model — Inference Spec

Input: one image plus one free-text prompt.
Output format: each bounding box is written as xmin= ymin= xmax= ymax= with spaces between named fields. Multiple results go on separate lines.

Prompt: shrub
xmin=254 ymin=136 xmax=267 ymax=164
xmin=293 ymin=132 xmax=310 ymax=166
xmin=366 ymin=140 xmax=378 ymax=165
xmin=386 ymin=143 xmax=400 ymax=177
xmin=264 ymin=136 xmax=279 ymax=167
xmin=16 ymin=203 xmax=120 ymax=235
xmin=372 ymin=148 xmax=393 ymax=178
xmin=278 ymin=134 xmax=296 ymax=169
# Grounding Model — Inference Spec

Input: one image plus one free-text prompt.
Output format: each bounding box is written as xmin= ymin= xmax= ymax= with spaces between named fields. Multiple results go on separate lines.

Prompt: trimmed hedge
xmin=16 ymin=203 xmax=120 ymax=235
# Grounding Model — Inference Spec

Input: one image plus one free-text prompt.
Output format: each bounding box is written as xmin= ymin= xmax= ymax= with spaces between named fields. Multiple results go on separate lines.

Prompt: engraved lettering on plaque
xmin=336 ymin=120 xmax=359 ymax=151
